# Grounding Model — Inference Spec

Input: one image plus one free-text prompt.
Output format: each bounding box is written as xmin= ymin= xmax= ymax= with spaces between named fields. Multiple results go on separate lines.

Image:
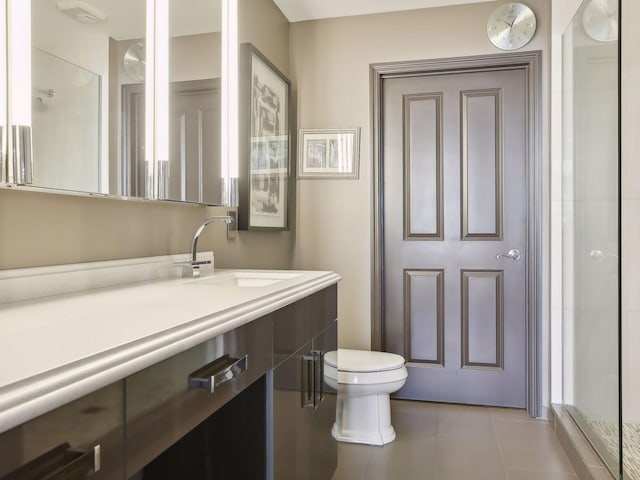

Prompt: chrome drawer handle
xmin=188 ymin=354 xmax=248 ymax=393
xmin=301 ymin=354 xmax=315 ymax=409
xmin=0 ymin=442 xmax=100 ymax=480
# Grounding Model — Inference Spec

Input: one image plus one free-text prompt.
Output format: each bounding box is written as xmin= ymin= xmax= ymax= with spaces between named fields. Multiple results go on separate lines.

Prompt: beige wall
xmin=239 ymin=0 xmax=290 ymax=75
xmin=290 ymin=0 xmax=551 ymax=351
xmin=0 ymin=189 xmax=293 ymax=271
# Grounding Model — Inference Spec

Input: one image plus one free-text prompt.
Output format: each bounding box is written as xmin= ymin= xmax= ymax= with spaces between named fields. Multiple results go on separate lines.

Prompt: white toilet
xmin=323 ymin=348 xmax=408 ymax=446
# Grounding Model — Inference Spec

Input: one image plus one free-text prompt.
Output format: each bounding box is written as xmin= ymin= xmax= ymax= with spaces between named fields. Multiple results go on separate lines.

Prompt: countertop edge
xmin=0 ymin=271 xmax=341 ymax=434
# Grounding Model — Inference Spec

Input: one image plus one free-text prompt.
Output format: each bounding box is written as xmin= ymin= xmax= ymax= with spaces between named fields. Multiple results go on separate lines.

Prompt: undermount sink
xmin=194 ymin=271 xmax=303 ymax=288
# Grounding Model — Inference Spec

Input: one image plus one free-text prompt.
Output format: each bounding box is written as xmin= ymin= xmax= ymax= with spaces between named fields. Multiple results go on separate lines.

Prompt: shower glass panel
xmin=31 ymin=49 xmax=100 ymax=193
xmin=562 ymin=0 xmax=620 ymax=476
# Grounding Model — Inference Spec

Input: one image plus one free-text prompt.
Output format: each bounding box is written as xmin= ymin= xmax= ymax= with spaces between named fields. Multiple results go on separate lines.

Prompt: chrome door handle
xmin=496 ymin=249 xmax=521 ymax=261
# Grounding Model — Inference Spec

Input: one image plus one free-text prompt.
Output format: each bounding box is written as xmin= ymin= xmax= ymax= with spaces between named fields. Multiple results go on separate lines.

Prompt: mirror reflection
xmin=165 ymin=0 xmax=221 ymax=203
xmin=29 ymin=0 xmax=223 ymax=204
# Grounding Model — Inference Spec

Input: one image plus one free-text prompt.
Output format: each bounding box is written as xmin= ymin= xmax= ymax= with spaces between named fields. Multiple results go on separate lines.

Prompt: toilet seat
xmin=324 ymin=349 xmax=408 ymax=385
xmin=324 ymin=349 xmax=405 ymax=372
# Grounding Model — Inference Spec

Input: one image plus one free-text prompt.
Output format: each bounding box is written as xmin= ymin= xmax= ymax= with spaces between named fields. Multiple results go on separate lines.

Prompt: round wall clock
xmin=123 ymin=41 xmax=146 ymax=82
xmin=582 ymin=0 xmax=618 ymax=42
xmin=487 ymin=2 xmax=537 ymax=51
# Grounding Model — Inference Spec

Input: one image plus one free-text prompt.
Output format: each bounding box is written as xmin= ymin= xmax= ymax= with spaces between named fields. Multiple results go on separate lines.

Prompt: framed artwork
xmin=297 ymin=128 xmax=360 ymax=179
xmin=239 ymin=44 xmax=290 ymax=230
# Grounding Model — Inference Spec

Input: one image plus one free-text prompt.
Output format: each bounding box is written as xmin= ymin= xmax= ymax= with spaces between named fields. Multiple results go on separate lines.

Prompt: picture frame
xmin=238 ymin=44 xmax=291 ymax=230
xmin=297 ymin=128 xmax=360 ymax=179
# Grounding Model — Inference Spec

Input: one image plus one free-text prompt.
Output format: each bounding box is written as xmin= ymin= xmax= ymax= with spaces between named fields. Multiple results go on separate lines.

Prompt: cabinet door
xmin=273 ymin=340 xmax=314 ymax=480
xmin=0 ymin=382 xmax=125 ymax=480
xmin=309 ymin=320 xmax=338 ymax=479
xmin=273 ymin=320 xmax=337 ymax=480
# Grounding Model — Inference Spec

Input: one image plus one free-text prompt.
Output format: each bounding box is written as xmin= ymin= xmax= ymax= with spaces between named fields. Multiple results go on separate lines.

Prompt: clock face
xmin=582 ymin=0 xmax=618 ymax=42
xmin=487 ymin=2 xmax=537 ymax=51
xmin=123 ymin=41 xmax=146 ymax=82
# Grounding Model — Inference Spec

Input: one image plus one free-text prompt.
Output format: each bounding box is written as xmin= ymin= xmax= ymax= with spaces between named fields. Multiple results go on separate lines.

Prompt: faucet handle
xmin=174 ymin=259 xmax=212 ymax=278
xmin=189 ymin=260 xmax=212 ymax=267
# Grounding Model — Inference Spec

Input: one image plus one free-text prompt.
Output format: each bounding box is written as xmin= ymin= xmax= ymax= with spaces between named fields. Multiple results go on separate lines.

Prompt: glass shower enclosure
xmin=562 ymin=0 xmax=620 ymax=476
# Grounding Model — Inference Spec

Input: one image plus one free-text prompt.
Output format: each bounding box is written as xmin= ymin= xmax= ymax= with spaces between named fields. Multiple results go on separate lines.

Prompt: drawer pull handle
xmin=301 ymin=354 xmax=315 ymax=409
xmin=188 ymin=354 xmax=248 ymax=393
xmin=0 ymin=442 xmax=100 ymax=480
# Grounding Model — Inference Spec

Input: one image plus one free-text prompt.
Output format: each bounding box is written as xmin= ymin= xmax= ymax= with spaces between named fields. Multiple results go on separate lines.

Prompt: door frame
xmin=370 ymin=51 xmax=543 ymax=417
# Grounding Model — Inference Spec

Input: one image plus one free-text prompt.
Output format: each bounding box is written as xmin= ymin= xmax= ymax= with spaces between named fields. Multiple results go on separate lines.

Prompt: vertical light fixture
xmin=144 ymin=0 xmax=155 ymax=198
xmin=221 ymin=0 xmax=238 ymax=206
xmin=0 ymin=0 xmax=7 ymax=183
xmin=7 ymin=0 xmax=32 ymax=184
xmin=145 ymin=0 xmax=169 ymax=199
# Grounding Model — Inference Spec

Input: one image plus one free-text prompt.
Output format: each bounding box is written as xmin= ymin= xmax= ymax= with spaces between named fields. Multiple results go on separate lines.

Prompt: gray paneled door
xmin=382 ymin=68 xmax=527 ymax=408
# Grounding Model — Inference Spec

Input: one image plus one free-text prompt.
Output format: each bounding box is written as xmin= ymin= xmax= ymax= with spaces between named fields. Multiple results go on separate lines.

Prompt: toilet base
xmin=331 ymin=422 xmax=396 ymax=446
xmin=331 ymin=391 xmax=398 ymax=446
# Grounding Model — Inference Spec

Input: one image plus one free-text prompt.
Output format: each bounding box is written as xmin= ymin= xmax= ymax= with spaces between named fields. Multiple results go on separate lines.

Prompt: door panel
xmin=383 ymin=68 xmax=527 ymax=408
xmin=404 ymin=269 xmax=444 ymax=366
xmin=461 ymin=89 xmax=502 ymax=239
xmin=404 ymin=93 xmax=444 ymax=239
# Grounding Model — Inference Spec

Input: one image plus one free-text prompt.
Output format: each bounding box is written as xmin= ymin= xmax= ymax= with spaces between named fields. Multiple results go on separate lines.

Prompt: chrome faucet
xmin=184 ymin=215 xmax=233 ymax=278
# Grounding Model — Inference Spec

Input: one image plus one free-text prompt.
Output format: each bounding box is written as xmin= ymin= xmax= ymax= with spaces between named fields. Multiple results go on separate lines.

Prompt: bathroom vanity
xmin=0 ymin=257 xmax=340 ymax=479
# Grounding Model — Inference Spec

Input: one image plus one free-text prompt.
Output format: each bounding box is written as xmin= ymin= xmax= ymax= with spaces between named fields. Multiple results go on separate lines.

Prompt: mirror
xmin=165 ymin=0 xmax=222 ymax=203
xmin=27 ymin=0 xmax=223 ymax=204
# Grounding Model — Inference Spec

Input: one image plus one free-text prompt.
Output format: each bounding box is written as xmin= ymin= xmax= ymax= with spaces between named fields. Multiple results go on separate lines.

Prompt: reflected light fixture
xmin=221 ymin=0 xmax=238 ymax=207
xmin=0 ymin=0 xmax=6 ymax=183
xmin=7 ymin=0 xmax=32 ymax=184
xmin=145 ymin=0 xmax=169 ymax=199
xmin=57 ymin=0 xmax=106 ymax=24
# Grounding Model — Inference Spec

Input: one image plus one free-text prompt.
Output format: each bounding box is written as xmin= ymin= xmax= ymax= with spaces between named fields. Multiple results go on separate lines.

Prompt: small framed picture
xmin=297 ymin=128 xmax=360 ymax=179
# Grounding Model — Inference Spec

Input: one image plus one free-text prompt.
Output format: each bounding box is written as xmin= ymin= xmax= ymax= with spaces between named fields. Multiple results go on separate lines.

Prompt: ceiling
xmin=272 ymin=0 xmax=496 ymax=23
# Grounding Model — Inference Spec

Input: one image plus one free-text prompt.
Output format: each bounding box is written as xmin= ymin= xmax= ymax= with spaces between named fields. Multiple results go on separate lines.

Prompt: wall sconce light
xmin=145 ymin=0 xmax=169 ymax=199
xmin=0 ymin=0 xmax=6 ymax=184
xmin=7 ymin=0 xmax=32 ymax=185
xmin=221 ymin=0 xmax=238 ymax=207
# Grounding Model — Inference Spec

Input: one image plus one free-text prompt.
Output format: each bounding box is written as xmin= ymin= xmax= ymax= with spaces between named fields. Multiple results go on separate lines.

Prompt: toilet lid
xmin=324 ymin=349 xmax=405 ymax=373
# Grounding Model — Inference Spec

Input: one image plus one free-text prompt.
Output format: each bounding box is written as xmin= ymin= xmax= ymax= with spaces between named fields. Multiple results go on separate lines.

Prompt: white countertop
xmin=0 ymin=265 xmax=340 ymax=433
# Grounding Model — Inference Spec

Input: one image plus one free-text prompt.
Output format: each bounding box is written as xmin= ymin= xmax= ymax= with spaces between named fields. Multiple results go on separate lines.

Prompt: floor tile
xmin=333 ymin=400 xmax=578 ymax=480
xmin=332 ymin=443 xmax=369 ymax=480
xmin=435 ymin=434 xmax=507 ymax=480
xmin=506 ymin=468 xmax=578 ymax=479
xmin=494 ymin=418 xmax=575 ymax=473
xmin=437 ymin=403 xmax=494 ymax=439
xmin=365 ymin=437 xmax=436 ymax=480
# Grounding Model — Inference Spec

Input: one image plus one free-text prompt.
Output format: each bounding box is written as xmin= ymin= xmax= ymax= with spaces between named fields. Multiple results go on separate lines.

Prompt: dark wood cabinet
xmin=272 ymin=285 xmax=338 ymax=480
xmin=273 ymin=320 xmax=337 ymax=480
xmin=0 ymin=383 xmax=125 ymax=480
xmin=0 ymin=285 xmax=338 ymax=480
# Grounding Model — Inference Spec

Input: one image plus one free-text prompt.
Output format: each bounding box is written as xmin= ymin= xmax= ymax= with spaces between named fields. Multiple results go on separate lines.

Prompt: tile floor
xmin=332 ymin=400 xmax=578 ymax=480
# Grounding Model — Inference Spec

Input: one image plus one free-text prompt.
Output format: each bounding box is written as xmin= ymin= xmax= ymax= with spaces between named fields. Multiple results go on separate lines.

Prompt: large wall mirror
xmin=2 ymin=0 xmax=292 ymax=216
xmin=23 ymin=0 xmax=223 ymax=203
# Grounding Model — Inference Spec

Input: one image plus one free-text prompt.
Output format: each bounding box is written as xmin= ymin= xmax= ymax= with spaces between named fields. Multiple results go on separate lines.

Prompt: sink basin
xmin=193 ymin=271 xmax=302 ymax=288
